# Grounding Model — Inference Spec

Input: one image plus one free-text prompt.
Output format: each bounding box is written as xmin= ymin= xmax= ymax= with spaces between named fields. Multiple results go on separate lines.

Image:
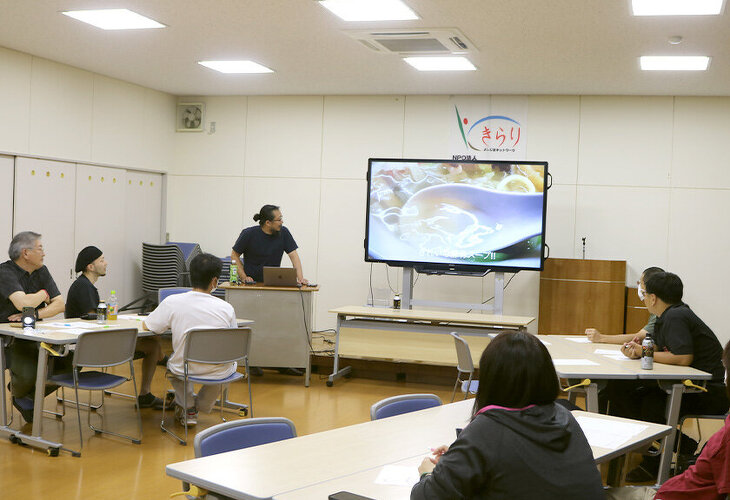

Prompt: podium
xmin=538 ymin=258 xmax=626 ymax=335
xmin=222 ymin=284 xmax=319 ymax=386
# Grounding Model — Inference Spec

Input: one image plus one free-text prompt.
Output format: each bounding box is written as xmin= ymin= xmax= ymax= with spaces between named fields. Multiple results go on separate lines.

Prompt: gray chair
xmin=370 ymin=393 xmax=442 ymax=420
xmin=449 ymin=332 xmax=479 ymax=402
xmin=48 ymin=328 xmax=142 ymax=456
xmin=161 ymin=327 xmax=253 ymax=446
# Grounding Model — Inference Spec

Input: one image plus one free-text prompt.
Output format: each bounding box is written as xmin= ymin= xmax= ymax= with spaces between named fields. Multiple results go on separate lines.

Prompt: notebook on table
xmin=262 ymin=266 xmax=298 ymax=287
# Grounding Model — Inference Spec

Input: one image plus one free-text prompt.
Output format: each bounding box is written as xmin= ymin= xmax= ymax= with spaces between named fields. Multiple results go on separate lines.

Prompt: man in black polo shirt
xmin=66 ymin=246 xmax=164 ymax=409
xmin=0 ymin=231 xmax=69 ymax=422
xmin=606 ymin=272 xmax=728 ymax=481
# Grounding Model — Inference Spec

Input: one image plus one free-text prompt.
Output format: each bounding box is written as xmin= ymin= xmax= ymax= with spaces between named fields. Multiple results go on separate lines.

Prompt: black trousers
xmin=7 ymin=339 xmax=73 ymax=399
xmin=601 ymin=379 xmax=729 ymax=424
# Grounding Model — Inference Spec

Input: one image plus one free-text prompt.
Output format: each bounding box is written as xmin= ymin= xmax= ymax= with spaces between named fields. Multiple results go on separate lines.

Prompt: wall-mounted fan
xmin=176 ymin=102 xmax=205 ymax=132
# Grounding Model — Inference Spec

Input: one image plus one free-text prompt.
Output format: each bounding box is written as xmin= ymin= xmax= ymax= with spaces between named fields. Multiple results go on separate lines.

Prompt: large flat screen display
xmin=366 ymin=158 xmax=548 ymax=273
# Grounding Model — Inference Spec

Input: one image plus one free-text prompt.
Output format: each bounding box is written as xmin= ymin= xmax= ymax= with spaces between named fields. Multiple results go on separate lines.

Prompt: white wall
xmin=167 ymin=94 xmax=730 ymax=346
xmin=0 ymin=45 xmax=172 ymax=308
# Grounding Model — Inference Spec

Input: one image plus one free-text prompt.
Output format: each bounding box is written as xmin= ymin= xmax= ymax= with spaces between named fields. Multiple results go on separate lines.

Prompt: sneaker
xmin=277 ymin=367 xmax=304 ymax=376
xmin=137 ymin=392 xmax=164 ymax=410
xmin=249 ymin=366 xmax=264 ymax=377
xmin=12 ymin=396 xmax=34 ymax=423
xmin=175 ymin=404 xmax=198 ymax=426
xmin=156 ymin=354 xmax=169 ymax=367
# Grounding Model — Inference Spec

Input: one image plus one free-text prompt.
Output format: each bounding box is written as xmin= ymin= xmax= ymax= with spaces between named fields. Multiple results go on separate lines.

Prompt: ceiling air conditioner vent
xmin=344 ymin=28 xmax=475 ymax=56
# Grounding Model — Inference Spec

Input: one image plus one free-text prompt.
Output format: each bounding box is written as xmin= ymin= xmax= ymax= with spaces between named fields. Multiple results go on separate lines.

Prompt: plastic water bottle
xmin=393 ymin=294 xmax=401 ymax=309
xmin=230 ymin=263 xmax=238 ymax=285
xmin=107 ymin=290 xmax=118 ymax=320
xmin=96 ymin=301 xmax=107 ymax=324
xmin=641 ymin=334 xmax=654 ymax=370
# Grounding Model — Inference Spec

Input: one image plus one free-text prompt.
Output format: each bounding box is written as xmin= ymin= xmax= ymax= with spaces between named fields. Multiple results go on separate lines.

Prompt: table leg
xmin=10 ymin=344 xmax=63 ymax=454
xmin=584 ymin=383 xmax=599 ymax=413
xmin=657 ymin=382 xmax=683 ymax=485
xmin=606 ymin=454 xmax=628 ymax=486
xmin=0 ymin=339 xmax=7 ymax=427
xmin=327 ymin=314 xmax=351 ymax=387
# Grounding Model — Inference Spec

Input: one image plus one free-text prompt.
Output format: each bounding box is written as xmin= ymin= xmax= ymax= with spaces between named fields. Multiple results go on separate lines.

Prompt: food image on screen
xmin=366 ymin=159 xmax=547 ymax=271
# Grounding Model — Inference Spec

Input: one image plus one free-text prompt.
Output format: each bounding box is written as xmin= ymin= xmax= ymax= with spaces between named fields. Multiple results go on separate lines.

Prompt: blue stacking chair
xmin=158 ymin=287 xmax=192 ymax=303
xmin=48 ymin=328 xmax=142 ymax=456
xmin=194 ymin=417 xmax=297 ymax=457
xmin=161 ymin=327 xmax=253 ymax=446
xmin=370 ymin=393 xmax=442 ymax=420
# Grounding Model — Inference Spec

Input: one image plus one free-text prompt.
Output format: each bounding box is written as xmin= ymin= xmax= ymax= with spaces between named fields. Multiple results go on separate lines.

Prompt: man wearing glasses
xmin=231 ymin=204 xmax=308 ymax=285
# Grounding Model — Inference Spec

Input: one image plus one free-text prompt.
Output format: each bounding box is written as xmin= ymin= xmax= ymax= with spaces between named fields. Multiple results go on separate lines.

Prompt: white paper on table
xmin=57 ymin=328 xmax=94 ymax=336
xmin=45 ymin=321 xmax=91 ymax=329
xmin=552 ymin=359 xmax=600 ymax=366
xmin=117 ymin=314 xmax=144 ymax=321
xmin=594 ymin=349 xmax=620 ymax=355
xmin=375 ymin=465 xmax=420 ymax=487
xmin=576 ymin=415 xmax=648 ymax=449
xmin=602 ymin=353 xmax=631 ymax=361
xmin=566 ymin=337 xmax=591 ymax=343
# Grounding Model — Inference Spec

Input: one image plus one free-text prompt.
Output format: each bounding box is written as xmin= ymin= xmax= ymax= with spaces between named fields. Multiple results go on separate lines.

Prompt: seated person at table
xmin=411 ymin=331 xmax=605 ymax=500
xmin=0 ymin=231 xmax=69 ymax=423
xmin=65 ymin=246 xmax=164 ymax=409
xmin=143 ymin=253 xmax=238 ymax=426
xmin=604 ymin=272 xmax=728 ymax=482
xmin=586 ymin=266 xmax=664 ymax=344
xmin=606 ymin=338 xmax=730 ymax=500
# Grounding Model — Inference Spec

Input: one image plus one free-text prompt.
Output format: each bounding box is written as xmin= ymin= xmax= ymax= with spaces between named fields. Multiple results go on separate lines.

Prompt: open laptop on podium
xmin=262 ymin=266 xmax=299 ymax=287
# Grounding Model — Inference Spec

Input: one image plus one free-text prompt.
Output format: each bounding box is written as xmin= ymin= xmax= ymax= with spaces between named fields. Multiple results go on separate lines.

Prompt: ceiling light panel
xmin=404 ymin=56 xmax=476 ymax=71
xmin=640 ymin=56 xmax=710 ymax=70
xmin=631 ymin=0 xmax=725 ymax=16
xmin=319 ymin=0 xmax=419 ymax=21
xmin=62 ymin=9 xmax=165 ymax=30
xmin=198 ymin=61 xmax=274 ymax=74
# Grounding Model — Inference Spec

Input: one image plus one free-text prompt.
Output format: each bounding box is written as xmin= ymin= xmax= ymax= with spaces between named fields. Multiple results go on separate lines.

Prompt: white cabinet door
xmin=13 ymin=157 xmax=77 ymax=296
xmin=124 ymin=171 xmax=163 ymax=306
xmin=0 ymin=156 xmax=13 ymax=249
xmin=75 ymin=164 xmax=127 ymax=305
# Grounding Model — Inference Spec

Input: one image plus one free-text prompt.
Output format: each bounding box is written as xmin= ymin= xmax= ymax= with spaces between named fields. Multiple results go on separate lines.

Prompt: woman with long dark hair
xmin=411 ymin=331 xmax=605 ymax=499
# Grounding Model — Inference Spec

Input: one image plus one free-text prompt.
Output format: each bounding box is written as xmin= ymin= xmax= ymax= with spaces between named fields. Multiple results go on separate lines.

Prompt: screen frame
xmin=364 ymin=157 xmax=549 ymax=274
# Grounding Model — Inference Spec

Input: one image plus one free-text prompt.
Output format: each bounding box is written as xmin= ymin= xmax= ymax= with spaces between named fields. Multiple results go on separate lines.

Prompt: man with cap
xmin=0 ymin=231 xmax=69 ymax=422
xmin=66 ymin=246 xmax=165 ymax=409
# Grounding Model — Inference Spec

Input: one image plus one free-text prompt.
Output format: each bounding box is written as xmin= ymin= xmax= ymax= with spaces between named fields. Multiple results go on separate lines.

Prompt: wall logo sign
xmin=454 ymin=106 xmax=522 ymax=155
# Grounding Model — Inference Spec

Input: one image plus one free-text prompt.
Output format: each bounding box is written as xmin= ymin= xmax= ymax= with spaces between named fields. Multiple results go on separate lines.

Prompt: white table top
xmin=330 ymin=305 xmax=534 ymax=328
xmin=166 ymin=400 xmax=670 ymax=500
xmin=544 ymin=335 xmax=713 ymax=381
xmin=0 ymin=316 xmax=254 ymax=344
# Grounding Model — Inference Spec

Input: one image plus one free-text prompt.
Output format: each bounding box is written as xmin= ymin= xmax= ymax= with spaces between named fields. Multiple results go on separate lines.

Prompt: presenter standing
xmin=231 ymin=204 xmax=308 ymax=285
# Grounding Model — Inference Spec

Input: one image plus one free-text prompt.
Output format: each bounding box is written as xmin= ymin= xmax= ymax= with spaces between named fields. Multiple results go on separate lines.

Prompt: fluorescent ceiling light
xmin=632 ymin=0 xmax=725 ymax=16
xmin=319 ymin=0 xmax=419 ymax=21
xmin=198 ymin=61 xmax=274 ymax=74
xmin=640 ymin=56 xmax=710 ymax=70
xmin=62 ymin=9 xmax=165 ymax=30
xmin=404 ymin=57 xmax=476 ymax=72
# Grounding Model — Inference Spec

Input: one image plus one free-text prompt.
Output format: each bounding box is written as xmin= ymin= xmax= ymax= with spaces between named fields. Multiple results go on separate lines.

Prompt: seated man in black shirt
xmin=604 ymin=271 xmax=729 ymax=481
xmin=66 ymin=246 xmax=164 ymax=409
xmin=0 ymin=231 xmax=69 ymax=422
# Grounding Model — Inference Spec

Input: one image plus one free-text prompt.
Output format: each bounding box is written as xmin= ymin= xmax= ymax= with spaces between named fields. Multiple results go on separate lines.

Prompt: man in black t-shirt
xmin=0 ymin=231 xmax=69 ymax=422
xmin=66 ymin=246 xmax=164 ymax=409
xmin=604 ymin=272 xmax=728 ymax=481
xmin=231 ymin=204 xmax=308 ymax=284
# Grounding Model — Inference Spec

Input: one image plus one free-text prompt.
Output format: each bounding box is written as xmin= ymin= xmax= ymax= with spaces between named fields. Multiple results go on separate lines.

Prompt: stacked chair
xmin=212 ymin=256 xmax=232 ymax=300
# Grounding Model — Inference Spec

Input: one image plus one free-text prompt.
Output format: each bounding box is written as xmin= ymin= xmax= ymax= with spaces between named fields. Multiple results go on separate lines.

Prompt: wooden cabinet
xmin=538 ymin=258 xmax=626 ymax=335
xmin=625 ymin=286 xmax=651 ymax=334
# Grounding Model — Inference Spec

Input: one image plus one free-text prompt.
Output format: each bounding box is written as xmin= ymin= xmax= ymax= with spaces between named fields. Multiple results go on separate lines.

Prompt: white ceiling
xmin=1 ymin=0 xmax=729 ymax=97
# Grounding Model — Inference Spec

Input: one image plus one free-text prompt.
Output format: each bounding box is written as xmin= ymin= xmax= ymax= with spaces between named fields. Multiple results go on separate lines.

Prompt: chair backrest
xmin=370 ymin=393 xmax=442 ymax=420
xmin=193 ymin=417 xmax=297 ymax=457
xmin=158 ymin=287 xmax=192 ymax=303
xmin=450 ymin=332 xmax=475 ymax=375
xmin=184 ymin=327 xmax=252 ymax=365
xmin=73 ymin=328 xmax=139 ymax=368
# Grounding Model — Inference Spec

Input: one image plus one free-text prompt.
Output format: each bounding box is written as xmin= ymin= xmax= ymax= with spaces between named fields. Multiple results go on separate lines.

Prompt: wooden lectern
xmin=538 ymin=258 xmax=626 ymax=335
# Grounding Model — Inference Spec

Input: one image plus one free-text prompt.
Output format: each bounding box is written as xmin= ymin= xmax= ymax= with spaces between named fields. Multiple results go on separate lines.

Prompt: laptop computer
xmin=262 ymin=266 xmax=299 ymax=287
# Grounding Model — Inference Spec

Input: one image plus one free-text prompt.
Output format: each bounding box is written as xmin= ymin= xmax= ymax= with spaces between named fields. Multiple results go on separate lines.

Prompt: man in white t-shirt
xmin=143 ymin=253 xmax=237 ymax=426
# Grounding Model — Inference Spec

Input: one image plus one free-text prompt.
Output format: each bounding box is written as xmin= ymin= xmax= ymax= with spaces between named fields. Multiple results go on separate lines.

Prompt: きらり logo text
xmin=455 ymin=106 xmax=522 ymax=153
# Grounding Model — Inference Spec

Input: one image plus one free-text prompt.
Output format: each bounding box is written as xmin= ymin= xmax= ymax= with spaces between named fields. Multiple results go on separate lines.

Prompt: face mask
xmin=638 ymin=288 xmax=646 ymax=301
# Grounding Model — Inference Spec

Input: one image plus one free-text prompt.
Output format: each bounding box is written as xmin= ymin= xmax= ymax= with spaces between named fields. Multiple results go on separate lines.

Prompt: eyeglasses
xmin=272 ymin=217 xmax=283 ymax=222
